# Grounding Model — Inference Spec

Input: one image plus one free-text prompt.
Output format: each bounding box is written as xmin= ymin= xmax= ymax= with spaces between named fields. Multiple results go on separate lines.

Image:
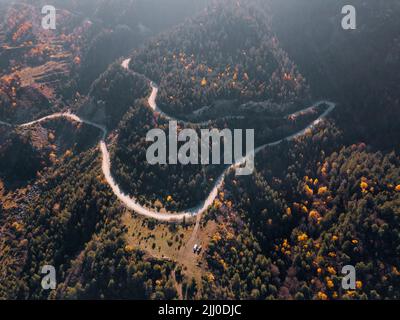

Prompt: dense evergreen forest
xmin=129 ymin=2 xmax=309 ymax=118
xmin=110 ymin=2 xmax=323 ymax=211
xmin=1 ymin=146 xmax=177 ymax=299
xmin=203 ymin=127 xmax=400 ymax=299
xmin=1 ymin=0 xmax=399 ymax=300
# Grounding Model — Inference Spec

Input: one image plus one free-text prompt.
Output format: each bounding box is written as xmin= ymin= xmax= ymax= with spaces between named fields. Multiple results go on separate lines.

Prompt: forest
xmin=129 ymin=1 xmax=309 ymax=118
xmin=0 ymin=0 xmax=399 ymax=301
xmin=202 ymin=123 xmax=400 ymax=299
xmin=109 ymin=0 xmax=321 ymax=211
xmin=269 ymin=0 xmax=400 ymax=151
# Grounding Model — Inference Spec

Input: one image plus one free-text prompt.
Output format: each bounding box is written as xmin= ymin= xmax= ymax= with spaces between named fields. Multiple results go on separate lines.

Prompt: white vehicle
xmin=193 ymin=244 xmax=198 ymax=253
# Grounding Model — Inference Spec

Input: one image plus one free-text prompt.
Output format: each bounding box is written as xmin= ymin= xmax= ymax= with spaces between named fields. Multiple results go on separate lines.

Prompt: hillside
xmin=0 ymin=0 xmax=399 ymax=302
xmin=269 ymin=0 xmax=400 ymax=150
xmin=129 ymin=1 xmax=309 ymax=117
xmin=110 ymin=0 xmax=320 ymax=211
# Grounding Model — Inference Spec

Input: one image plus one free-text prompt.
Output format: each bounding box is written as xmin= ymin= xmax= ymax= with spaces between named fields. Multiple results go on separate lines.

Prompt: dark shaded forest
xmin=269 ymin=0 xmax=400 ymax=151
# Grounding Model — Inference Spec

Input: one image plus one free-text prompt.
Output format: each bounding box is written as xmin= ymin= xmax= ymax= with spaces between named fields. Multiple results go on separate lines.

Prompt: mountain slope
xmin=129 ymin=0 xmax=309 ymax=117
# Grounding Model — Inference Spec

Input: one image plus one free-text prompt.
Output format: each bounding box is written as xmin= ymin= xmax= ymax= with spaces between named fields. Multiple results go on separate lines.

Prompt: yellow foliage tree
xmin=360 ymin=180 xmax=368 ymax=191
xmin=327 ymin=266 xmax=337 ymax=275
xmin=318 ymin=186 xmax=328 ymax=195
xmin=124 ymin=245 xmax=134 ymax=252
xmin=12 ymin=222 xmax=24 ymax=232
xmin=309 ymin=210 xmax=320 ymax=220
xmin=304 ymin=184 xmax=314 ymax=197
xmin=207 ymin=273 xmax=215 ymax=283
xmin=317 ymin=291 xmax=328 ymax=300
xmin=297 ymin=233 xmax=308 ymax=242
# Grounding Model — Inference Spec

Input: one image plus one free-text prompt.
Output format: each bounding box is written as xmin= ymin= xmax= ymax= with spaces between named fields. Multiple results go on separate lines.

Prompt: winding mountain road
xmin=0 ymin=120 xmax=12 ymax=127
xmin=0 ymin=58 xmax=336 ymax=223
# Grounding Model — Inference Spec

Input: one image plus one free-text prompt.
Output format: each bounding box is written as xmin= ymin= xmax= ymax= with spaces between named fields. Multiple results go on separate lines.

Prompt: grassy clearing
xmin=122 ymin=209 xmax=218 ymax=297
xmin=122 ymin=211 xmax=194 ymax=260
